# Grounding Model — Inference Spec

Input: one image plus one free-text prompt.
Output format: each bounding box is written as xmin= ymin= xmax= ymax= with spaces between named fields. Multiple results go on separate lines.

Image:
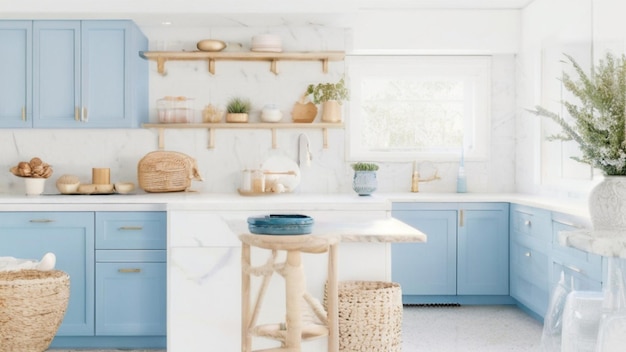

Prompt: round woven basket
xmin=326 ymin=281 xmax=403 ymax=352
xmin=0 ymin=270 xmax=70 ymax=352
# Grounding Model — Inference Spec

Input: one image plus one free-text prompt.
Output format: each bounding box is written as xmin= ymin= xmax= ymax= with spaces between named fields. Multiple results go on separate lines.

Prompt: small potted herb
xmin=225 ymin=97 xmax=251 ymax=123
xmin=351 ymin=162 xmax=379 ymax=196
xmin=306 ymin=78 xmax=349 ymax=123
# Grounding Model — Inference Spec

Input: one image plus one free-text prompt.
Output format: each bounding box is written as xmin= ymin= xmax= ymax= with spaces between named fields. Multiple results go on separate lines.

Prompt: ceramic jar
xmin=352 ymin=171 xmax=377 ymax=196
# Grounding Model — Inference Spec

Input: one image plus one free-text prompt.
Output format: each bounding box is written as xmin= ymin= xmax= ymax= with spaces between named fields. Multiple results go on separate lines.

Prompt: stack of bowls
xmin=251 ymin=34 xmax=282 ymax=52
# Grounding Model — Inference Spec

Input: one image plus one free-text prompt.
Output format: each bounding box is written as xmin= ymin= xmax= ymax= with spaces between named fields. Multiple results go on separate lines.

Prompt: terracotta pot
xmin=321 ymin=100 xmax=342 ymax=123
xmin=226 ymin=113 xmax=248 ymax=123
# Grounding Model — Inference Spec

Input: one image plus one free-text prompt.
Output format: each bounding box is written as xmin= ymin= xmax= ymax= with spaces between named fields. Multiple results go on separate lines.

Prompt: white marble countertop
xmin=559 ymin=229 xmax=626 ymax=258
xmin=0 ymin=191 xmax=590 ymax=218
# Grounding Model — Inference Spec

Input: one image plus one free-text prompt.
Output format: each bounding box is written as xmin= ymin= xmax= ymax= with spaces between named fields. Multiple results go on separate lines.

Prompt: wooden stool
xmin=240 ymin=233 xmax=339 ymax=352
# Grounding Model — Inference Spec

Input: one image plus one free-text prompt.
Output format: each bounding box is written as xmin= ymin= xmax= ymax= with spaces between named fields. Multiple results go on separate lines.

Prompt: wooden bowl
xmin=197 ymin=40 xmax=227 ymax=52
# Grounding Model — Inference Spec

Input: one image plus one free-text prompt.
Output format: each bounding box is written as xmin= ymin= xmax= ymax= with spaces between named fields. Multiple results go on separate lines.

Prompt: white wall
xmin=0 ymin=9 xmax=519 ymax=195
xmin=516 ymin=0 xmax=625 ymax=198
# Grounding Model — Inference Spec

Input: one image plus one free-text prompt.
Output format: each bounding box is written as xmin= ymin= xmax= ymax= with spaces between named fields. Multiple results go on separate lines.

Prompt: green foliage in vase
xmin=226 ymin=97 xmax=251 ymax=114
xmin=528 ymin=52 xmax=626 ymax=175
xmin=306 ymin=78 xmax=349 ymax=105
xmin=351 ymin=162 xmax=379 ymax=171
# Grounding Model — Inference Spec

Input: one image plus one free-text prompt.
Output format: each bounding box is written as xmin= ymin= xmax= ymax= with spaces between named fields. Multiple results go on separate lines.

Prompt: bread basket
xmin=137 ymin=151 xmax=203 ymax=193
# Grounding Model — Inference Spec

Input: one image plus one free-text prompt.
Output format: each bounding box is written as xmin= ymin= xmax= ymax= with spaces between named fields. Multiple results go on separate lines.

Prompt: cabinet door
xmin=81 ymin=21 xmax=147 ymax=128
xmin=392 ymin=209 xmax=457 ymax=295
xmin=457 ymin=203 xmax=509 ymax=295
xmin=0 ymin=212 xmax=95 ymax=335
xmin=95 ymin=260 xmax=166 ymax=336
xmin=0 ymin=21 xmax=32 ymax=128
xmin=33 ymin=21 xmax=81 ymax=127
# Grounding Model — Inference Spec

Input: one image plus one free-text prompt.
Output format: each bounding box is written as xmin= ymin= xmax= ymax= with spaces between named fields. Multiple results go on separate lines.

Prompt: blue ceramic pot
xmin=352 ymin=171 xmax=377 ymax=196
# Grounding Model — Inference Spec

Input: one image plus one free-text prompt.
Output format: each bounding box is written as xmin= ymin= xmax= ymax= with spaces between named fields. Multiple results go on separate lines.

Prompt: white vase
xmin=588 ymin=176 xmax=626 ymax=232
xmin=24 ymin=178 xmax=46 ymax=196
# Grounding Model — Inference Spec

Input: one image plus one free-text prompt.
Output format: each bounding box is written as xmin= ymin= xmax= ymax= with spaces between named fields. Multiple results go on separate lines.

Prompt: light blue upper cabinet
xmin=0 ymin=21 xmax=32 ymax=127
xmin=33 ymin=21 xmax=81 ymax=127
xmin=0 ymin=20 xmax=148 ymax=128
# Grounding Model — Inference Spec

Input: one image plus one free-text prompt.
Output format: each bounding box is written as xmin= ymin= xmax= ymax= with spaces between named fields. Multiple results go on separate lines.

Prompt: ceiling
xmin=0 ymin=0 xmax=536 ymax=27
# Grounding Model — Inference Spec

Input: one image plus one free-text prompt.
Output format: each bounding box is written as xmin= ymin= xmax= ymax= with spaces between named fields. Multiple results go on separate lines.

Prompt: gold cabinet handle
xmin=75 ymin=107 xmax=80 ymax=121
xmin=459 ymin=209 xmax=464 ymax=227
xmin=22 ymin=107 xmax=26 ymax=121
xmin=118 ymin=268 xmax=141 ymax=273
xmin=118 ymin=226 xmax=143 ymax=231
xmin=82 ymin=106 xmax=88 ymax=122
xmin=29 ymin=219 xmax=55 ymax=223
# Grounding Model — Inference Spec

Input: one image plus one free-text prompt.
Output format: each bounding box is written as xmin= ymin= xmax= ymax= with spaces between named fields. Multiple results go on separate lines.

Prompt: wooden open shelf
xmin=143 ymin=122 xmax=344 ymax=149
xmin=139 ymin=51 xmax=345 ymax=75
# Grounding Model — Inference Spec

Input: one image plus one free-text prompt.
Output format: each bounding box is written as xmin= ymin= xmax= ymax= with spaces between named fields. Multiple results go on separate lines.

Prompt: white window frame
xmin=345 ymin=55 xmax=492 ymax=162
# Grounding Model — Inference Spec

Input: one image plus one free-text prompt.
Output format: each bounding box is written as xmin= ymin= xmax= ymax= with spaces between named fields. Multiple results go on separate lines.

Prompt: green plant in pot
xmin=306 ymin=78 xmax=349 ymax=123
xmin=528 ymin=52 xmax=626 ymax=233
xmin=351 ymin=162 xmax=379 ymax=196
xmin=226 ymin=97 xmax=251 ymax=123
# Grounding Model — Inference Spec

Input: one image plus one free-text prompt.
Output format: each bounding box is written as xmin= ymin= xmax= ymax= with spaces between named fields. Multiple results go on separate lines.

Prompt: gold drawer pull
xmin=29 ymin=219 xmax=55 ymax=223
xmin=118 ymin=268 xmax=141 ymax=273
xmin=118 ymin=226 xmax=143 ymax=231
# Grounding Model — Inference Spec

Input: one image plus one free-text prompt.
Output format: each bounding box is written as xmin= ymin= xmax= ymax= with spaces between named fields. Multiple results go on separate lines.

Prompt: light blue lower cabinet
xmin=0 ymin=212 xmax=95 ymax=335
xmin=96 ymin=255 xmax=166 ymax=335
xmin=0 ymin=211 xmax=166 ymax=349
xmin=392 ymin=202 xmax=511 ymax=305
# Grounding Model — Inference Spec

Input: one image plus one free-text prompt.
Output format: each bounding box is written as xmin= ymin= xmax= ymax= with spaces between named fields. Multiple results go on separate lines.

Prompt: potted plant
xmin=225 ymin=97 xmax=251 ymax=123
xmin=306 ymin=77 xmax=349 ymax=123
xmin=528 ymin=52 xmax=626 ymax=232
xmin=351 ymin=162 xmax=379 ymax=196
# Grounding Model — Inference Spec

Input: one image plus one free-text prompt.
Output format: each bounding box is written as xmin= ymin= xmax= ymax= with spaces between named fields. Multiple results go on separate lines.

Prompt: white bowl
xmin=261 ymin=106 xmax=283 ymax=123
xmin=115 ymin=182 xmax=136 ymax=194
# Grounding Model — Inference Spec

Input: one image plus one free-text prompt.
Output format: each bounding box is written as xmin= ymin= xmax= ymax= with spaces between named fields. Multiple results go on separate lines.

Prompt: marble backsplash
xmin=0 ymin=25 xmax=516 ymax=196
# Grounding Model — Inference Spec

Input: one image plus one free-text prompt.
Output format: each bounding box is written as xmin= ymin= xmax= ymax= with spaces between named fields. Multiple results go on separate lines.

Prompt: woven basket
xmin=0 ymin=270 xmax=70 ymax=352
xmin=326 ymin=281 xmax=403 ymax=352
xmin=138 ymin=151 xmax=203 ymax=193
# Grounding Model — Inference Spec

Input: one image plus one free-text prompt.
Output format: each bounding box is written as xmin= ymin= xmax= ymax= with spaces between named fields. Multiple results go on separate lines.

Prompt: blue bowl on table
xmin=247 ymin=214 xmax=314 ymax=235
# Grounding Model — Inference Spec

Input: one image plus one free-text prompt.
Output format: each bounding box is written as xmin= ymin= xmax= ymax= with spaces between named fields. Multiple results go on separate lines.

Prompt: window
xmin=346 ymin=55 xmax=491 ymax=161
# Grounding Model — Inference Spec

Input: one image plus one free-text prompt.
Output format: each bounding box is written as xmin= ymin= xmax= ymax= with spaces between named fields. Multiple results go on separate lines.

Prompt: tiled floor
xmin=48 ymin=305 xmax=543 ymax=352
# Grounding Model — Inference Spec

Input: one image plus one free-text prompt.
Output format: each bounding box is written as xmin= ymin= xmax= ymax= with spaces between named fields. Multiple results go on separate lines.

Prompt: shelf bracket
xmin=157 ymin=128 xmax=165 ymax=149
xmin=271 ymin=128 xmax=277 ymax=149
xmin=322 ymin=59 xmax=329 ymax=74
xmin=208 ymin=59 xmax=216 ymax=75
xmin=270 ymin=60 xmax=279 ymax=75
xmin=208 ymin=128 xmax=215 ymax=149
xmin=156 ymin=57 xmax=166 ymax=75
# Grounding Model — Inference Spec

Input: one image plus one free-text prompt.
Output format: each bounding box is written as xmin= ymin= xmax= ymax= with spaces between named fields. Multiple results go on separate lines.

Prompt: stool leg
xmin=327 ymin=243 xmax=339 ymax=352
xmin=285 ymin=250 xmax=304 ymax=350
xmin=242 ymin=242 xmax=251 ymax=352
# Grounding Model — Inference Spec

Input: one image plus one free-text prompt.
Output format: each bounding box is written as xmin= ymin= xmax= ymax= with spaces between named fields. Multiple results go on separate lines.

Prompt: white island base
xmin=167 ymin=203 xmax=425 ymax=352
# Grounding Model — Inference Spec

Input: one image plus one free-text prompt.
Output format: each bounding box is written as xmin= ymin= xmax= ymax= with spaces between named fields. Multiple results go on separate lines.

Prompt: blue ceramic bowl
xmin=247 ymin=214 xmax=314 ymax=235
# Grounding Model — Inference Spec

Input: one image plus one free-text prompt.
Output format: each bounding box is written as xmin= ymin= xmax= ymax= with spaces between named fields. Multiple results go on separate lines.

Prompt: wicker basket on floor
xmin=326 ymin=280 xmax=403 ymax=352
xmin=0 ymin=270 xmax=70 ymax=352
